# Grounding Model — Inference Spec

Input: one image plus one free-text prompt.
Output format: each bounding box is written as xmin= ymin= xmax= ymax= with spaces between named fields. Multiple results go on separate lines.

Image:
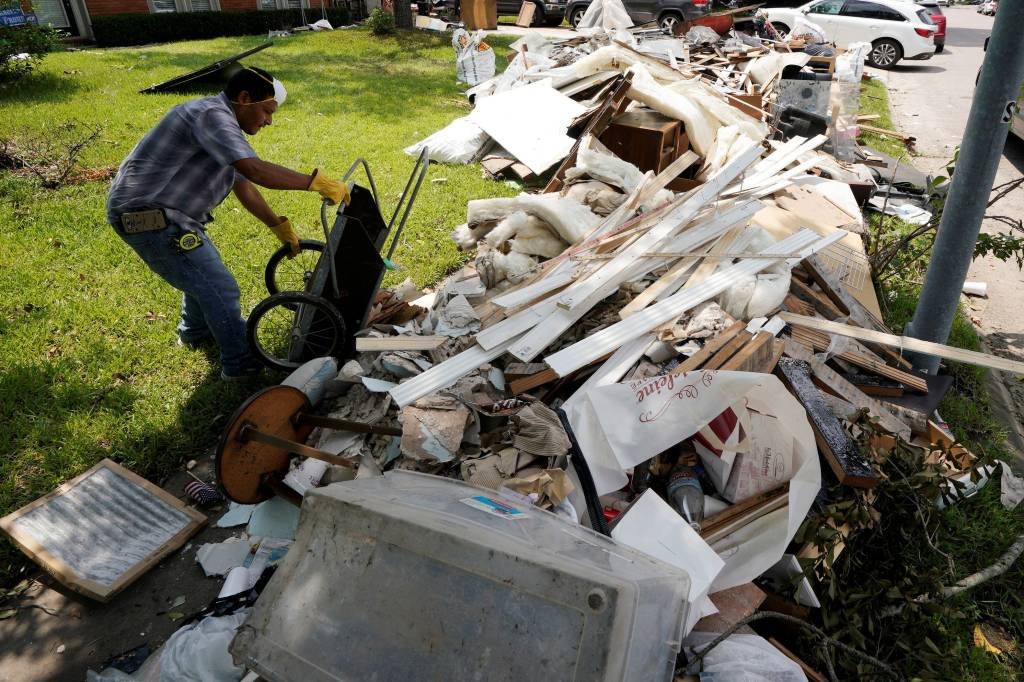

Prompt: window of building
xmin=260 ymin=0 xmax=309 ymax=8
xmin=148 ymin=0 xmax=221 ymax=12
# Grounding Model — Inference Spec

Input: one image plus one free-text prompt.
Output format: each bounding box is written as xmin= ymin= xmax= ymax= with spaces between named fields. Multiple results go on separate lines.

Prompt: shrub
xmin=91 ymin=7 xmax=353 ymax=48
xmin=366 ymin=7 xmax=395 ymax=35
xmin=0 ymin=23 xmax=61 ymax=84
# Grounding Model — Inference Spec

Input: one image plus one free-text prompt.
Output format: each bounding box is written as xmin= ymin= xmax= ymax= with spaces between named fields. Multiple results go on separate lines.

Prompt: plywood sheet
xmin=470 ymin=80 xmax=587 ymax=176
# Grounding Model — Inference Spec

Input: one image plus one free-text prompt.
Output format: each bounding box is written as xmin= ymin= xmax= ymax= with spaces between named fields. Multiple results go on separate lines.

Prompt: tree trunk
xmin=394 ymin=0 xmax=412 ymax=29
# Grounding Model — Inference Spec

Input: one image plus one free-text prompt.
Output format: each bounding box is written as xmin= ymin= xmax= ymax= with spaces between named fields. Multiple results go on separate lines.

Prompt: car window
xmin=808 ymin=0 xmax=843 ymax=14
xmin=841 ymin=0 xmax=906 ymax=20
xmin=917 ymin=8 xmax=934 ymax=21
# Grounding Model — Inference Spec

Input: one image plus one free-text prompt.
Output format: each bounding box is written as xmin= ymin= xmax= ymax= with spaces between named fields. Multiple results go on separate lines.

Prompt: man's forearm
xmin=234 ymin=157 xmax=312 ymax=191
xmin=234 ymin=180 xmax=281 ymax=226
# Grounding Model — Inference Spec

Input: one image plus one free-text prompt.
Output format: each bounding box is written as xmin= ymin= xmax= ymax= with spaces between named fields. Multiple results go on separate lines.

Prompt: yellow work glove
xmin=269 ymin=216 xmax=299 ymax=257
xmin=308 ymin=169 xmax=351 ymax=206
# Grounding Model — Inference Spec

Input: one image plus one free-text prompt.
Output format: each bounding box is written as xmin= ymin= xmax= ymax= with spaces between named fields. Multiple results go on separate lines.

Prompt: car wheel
xmin=769 ymin=21 xmax=790 ymax=39
xmin=868 ymin=38 xmax=903 ymax=68
xmin=530 ymin=2 xmax=545 ymax=26
xmin=659 ymin=12 xmax=682 ymax=33
xmin=569 ymin=6 xmax=586 ymax=27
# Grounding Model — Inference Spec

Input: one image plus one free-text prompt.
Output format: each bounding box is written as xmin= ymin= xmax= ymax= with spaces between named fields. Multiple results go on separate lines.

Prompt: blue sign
xmin=0 ymin=6 xmax=30 ymax=26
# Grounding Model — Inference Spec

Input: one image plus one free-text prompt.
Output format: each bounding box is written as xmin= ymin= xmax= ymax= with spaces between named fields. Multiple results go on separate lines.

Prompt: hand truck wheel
xmin=264 ymin=239 xmax=326 ymax=296
xmin=247 ymin=291 xmax=348 ymax=371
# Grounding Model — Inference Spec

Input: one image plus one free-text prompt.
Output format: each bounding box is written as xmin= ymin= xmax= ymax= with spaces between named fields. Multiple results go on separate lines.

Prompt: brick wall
xmin=85 ymin=0 xmax=150 ymax=16
xmin=84 ymin=0 xmax=260 ymax=16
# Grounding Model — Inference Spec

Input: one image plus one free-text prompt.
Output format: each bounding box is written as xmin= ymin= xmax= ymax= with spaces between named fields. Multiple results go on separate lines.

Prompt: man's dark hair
xmin=225 ymin=66 xmax=275 ymax=103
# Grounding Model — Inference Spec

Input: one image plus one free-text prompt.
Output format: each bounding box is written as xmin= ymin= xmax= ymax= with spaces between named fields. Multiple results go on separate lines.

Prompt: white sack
xmin=563 ymin=370 xmax=820 ymax=590
xmin=681 ymin=632 xmax=807 ymax=681
xmin=453 ymin=29 xmax=496 ymax=86
xmin=467 ymin=193 xmax=601 ymax=245
xmin=576 ymin=0 xmax=633 ymax=33
xmin=404 ymin=116 xmax=490 ymax=164
xmin=626 ymin=65 xmax=717 ymax=155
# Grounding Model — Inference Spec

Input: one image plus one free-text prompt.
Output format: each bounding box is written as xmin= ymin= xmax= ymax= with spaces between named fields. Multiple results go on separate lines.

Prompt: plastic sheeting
xmin=404 ymin=116 xmax=490 ymax=165
xmin=576 ymin=0 xmax=633 ymax=33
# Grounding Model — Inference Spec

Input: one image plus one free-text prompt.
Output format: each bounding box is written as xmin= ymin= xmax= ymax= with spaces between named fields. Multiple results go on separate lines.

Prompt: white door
xmin=802 ymin=0 xmax=844 ymax=42
xmin=34 ymin=0 xmax=70 ymax=27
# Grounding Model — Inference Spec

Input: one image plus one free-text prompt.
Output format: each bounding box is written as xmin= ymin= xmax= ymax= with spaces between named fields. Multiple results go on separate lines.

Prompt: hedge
xmin=92 ymin=7 xmax=354 ymax=47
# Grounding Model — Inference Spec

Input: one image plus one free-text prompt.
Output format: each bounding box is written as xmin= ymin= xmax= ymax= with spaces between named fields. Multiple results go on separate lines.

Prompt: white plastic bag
xmin=564 ymin=370 xmax=820 ymax=590
xmin=452 ymin=28 xmax=496 ymax=86
xmin=792 ymin=16 xmax=826 ymax=43
xmin=404 ymin=116 xmax=490 ymax=164
xmin=576 ymin=0 xmax=633 ymax=33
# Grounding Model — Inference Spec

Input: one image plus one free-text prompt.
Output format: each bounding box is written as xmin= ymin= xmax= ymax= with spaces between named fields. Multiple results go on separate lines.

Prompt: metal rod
xmin=296 ymin=414 xmax=402 ymax=436
xmin=238 ymin=425 xmax=356 ymax=469
xmin=906 ymin=0 xmax=1024 ymax=374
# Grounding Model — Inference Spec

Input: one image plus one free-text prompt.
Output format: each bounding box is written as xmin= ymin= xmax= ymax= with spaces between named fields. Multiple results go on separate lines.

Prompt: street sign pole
xmin=906 ymin=0 xmax=1024 ymax=374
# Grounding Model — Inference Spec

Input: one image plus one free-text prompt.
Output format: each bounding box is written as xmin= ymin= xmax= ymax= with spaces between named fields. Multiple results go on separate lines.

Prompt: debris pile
xmin=12 ymin=14 xmax=1024 ymax=682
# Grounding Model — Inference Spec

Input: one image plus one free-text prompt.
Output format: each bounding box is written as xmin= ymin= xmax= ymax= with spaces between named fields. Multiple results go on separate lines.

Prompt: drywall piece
xmin=556 ymin=144 xmax=765 ymax=311
xmin=196 ymin=539 xmax=251 ymax=578
xmin=389 ymin=334 xmax=527 ymax=408
xmin=0 ymin=459 xmax=206 ymax=601
xmin=775 ymin=359 xmax=878 ymax=488
xmin=217 ymin=502 xmax=257 ymax=528
xmin=545 ymin=230 xmax=837 ymax=377
xmin=401 ymin=402 xmax=471 ymax=463
xmin=247 ymin=496 xmax=301 ymax=541
xmin=779 ymin=312 xmax=1024 ymax=376
xmin=469 ymin=80 xmax=587 ymax=175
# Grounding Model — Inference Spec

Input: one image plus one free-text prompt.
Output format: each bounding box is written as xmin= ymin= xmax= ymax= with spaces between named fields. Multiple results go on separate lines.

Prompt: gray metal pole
xmin=905 ymin=0 xmax=1024 ymax=374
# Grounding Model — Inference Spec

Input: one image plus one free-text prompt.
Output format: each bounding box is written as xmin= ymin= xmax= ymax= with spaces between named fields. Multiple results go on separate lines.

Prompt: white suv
xmin=764 ymin=0 xmax=938 ymax=68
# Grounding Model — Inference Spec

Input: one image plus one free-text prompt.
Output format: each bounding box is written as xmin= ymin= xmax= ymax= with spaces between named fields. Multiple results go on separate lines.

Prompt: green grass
xmin=0 ymin=29 xmax=518 ymax=584
xmin=859 ymin=77 xmax=909 ymax=160
xmin=832 ymin=79 xmax=1024 ymax=678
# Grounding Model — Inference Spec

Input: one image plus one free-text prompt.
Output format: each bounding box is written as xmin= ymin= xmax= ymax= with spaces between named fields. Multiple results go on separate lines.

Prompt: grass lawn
xmin=0 ymin=28 xmax=517 ymax=584
xmin=859 ymin=77 xmax=910 ymax=160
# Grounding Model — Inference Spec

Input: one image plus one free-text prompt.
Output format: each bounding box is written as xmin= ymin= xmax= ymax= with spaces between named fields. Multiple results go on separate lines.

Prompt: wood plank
xmin=844 ymin=373 xmax=904 ymax=397
xmin=355 ymin=336 xmax=446 ymax=352
xmin=790 ymin=278 xmax=844 ymax=319
xmin=858 ymin=123 xmax=915 ymax=144
xmin=703 ymin=494 xmax=789 ymax=544
xmin=514 ymin=1 xmax=535 ymax=26
xmin=781 ymin=311 xmax=1024 ymax=376
xmin=702 ymin=330 xmax=754 ymax=371
xmin=694 ymin=582 xmax=767 ymax=634
xmin=679 ymin=222 xmax=748 ymax=292
xmin=782 ymin=293 xmax=817 ymax=317
xmin=671 ymin=320 xmax=746 ymax=374
xmin=719 ymin=331 xmax=775 ymax=372
xmin=700 ymin=484 xmax=789 ymax=536
xmin=804 ymin=254 xmax=886 ymax=331
xmin=789 ymin=327 xmax=929 ymax=393
xmin=783 ymin=338 xmax=914 ymax=440
xmin=775 ymin=358 xmax=880 ymax=488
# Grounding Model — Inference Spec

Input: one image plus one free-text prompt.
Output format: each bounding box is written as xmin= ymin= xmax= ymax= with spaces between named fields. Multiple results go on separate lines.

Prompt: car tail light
xmin=692 ymin=0 xmax=708 ymax=5
xmin=915 ymin=27 xmax=934 ymax=37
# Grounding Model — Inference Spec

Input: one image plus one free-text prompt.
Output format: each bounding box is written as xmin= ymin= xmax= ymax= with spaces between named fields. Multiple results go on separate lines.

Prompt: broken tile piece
xmin=216 ymin=502 xmax=256 ymax=528
xmin=247 ymin=497 xmax=301 ymax=541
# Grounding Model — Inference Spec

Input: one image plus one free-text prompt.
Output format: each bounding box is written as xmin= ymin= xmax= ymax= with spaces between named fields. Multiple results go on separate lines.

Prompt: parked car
xmin=914 ymin=0 xmax=945 ymax=51
xmin=763 ymin=0 xmax=938 ymax=68
xmin=978 ymin=0 xmax=996 ymax=14
xmin=567 ymin=0 xmax=709 ymax=30
xmin=497 ymin=0 xmax=568 ymax=25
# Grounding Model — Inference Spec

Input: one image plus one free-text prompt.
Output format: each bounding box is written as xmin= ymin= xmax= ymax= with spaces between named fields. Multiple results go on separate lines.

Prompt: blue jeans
xmin=114 ymin=219 xmax=255 ymax=374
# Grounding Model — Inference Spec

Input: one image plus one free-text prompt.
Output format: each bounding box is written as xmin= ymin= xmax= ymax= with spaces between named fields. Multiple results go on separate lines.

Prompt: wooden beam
xmin=702 ymin=330 xmax=754 ymax=371
xmin=355 ymin=336 xmax=446 ymax=352
xmin=780 ymin=312 xmax=1024 ymax=376
xmin=671 ymin=320 xmax=746 ymax=374
xmin=789 ymin=327 xmax=929 ymax=393
xmin=775 ymin=358 xmax=879 ymax=488
xmin=790 ymin=278 xmax=844 ymax=320
xmin=719 ymin=331 xmax=776 ymax=373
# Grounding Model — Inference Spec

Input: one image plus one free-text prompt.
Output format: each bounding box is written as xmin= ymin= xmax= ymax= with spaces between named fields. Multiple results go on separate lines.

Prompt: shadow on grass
xmin=0 ymin=71 xmax=84 ymax=105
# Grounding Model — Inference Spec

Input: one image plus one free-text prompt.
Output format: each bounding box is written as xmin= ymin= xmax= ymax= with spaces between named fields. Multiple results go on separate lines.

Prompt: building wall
xmin=84 ymin=0 xmax=150 ymax=16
